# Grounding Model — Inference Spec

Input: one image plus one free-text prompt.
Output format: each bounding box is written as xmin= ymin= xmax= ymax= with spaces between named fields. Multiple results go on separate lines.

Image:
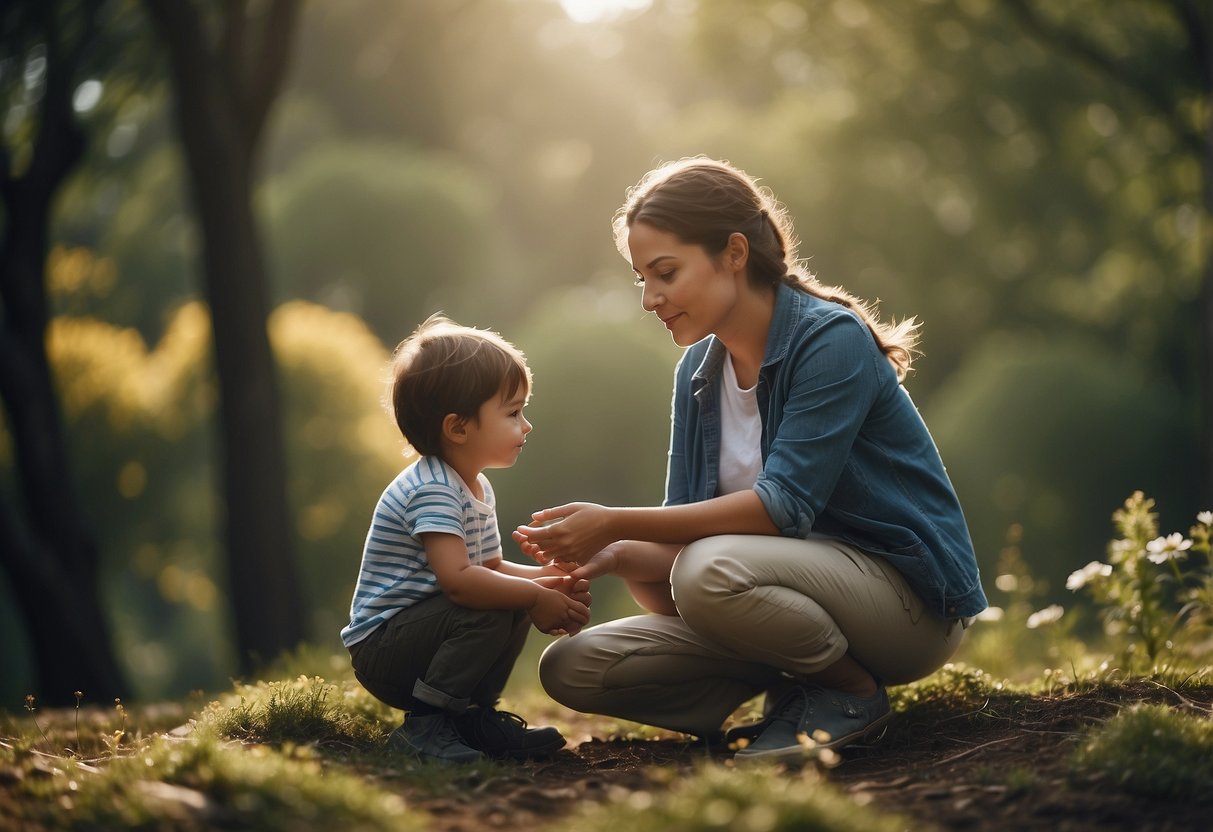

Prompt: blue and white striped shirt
xmin=340 ymin=456 xmax=502 ymax=647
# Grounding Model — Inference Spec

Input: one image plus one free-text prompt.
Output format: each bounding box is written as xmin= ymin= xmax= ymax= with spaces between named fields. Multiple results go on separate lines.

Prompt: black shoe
xmin=454 ymin=706 xmax=566 ymax=759
xmin=723 ymin=717 xmax=772 ymax=747
xmin=734 ymin=684 xmax=891 ymax=764
xmin=387 ymin=713 xmax=483 ymax=765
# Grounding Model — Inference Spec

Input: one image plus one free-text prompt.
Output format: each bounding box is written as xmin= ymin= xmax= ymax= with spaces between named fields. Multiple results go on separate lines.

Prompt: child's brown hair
xmin=390 ymin=314 xmax=531 ymax=457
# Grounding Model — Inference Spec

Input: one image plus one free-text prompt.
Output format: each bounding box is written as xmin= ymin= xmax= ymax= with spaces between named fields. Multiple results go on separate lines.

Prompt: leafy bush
xmin=1066 ymin=493 xmax=1212 ymax=666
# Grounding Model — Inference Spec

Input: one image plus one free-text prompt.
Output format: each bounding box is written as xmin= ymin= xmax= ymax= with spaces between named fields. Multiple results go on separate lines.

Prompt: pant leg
xmin=670 ymin=534 xmax=963 ymax=685
xmin=539 ymin=613 xmax=785 ymax=737
xmin=469 ymin=609 xmax=531 ymax=708
xmin=349 ymin=592 xmax=525 ymax=713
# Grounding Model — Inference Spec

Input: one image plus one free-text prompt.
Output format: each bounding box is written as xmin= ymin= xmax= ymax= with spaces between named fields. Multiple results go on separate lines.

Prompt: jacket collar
xmin=691 ymin=282 xmax=803 ymax=397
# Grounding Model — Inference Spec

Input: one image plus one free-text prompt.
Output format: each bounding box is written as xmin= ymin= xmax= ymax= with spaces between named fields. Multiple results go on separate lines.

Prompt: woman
xmin=513 ymin=157 xmax=987 ymax=763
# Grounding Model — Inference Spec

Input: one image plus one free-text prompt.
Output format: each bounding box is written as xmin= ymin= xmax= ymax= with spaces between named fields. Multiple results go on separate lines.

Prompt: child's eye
xmin=633 ymin=274 xmax=645 ymax=287
xmin=658 ymin=271 xmax=675 ymax=281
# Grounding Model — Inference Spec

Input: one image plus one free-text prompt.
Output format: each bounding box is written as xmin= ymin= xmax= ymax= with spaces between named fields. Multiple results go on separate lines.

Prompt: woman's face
xmin=626 ymin=221 xmax=740 ymax=348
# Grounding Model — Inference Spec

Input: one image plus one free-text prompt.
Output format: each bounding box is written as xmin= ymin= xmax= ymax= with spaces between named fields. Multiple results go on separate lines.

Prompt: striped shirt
xmin=340 ymin=456 xmax=502 ymax=647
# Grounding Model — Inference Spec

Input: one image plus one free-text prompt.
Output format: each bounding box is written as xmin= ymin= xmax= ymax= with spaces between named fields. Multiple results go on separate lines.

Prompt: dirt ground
xmin=389 ymin=681 xmax=1213 ymax=832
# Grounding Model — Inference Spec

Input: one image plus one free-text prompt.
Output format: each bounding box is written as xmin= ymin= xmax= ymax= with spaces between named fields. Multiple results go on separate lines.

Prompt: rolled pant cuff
xmin=413 ymin=679 xmax=470 ymax=714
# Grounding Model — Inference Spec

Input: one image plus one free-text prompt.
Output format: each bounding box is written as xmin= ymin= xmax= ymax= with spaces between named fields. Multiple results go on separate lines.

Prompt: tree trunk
xmin=0 ymin=0 xmax=129 ymax=704
xmin=144 ymin=0 xmax=306 ymax=672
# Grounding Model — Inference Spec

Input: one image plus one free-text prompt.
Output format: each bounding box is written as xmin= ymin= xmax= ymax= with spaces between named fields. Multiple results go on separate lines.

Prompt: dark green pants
xmin=349 ymin=592 xmax=530 ymax=714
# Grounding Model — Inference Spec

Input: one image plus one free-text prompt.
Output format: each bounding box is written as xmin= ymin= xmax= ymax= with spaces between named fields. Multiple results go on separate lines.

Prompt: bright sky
xmin=558 ymin=0 xmax=652 ymax=24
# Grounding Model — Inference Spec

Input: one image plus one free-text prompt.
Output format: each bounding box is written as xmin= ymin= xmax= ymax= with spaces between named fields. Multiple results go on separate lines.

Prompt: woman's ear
xmin=442 ymin=413 xmax=469 ymax=445
xmin=726 ymin=232 xmax=750 ymax=272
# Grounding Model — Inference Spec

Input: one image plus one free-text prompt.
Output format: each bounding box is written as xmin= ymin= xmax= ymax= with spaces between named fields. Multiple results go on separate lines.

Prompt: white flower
xmin=1066 ymin=561 xmax=1113 ymax=591
xmin=1026 ymin=604 xmax=1065 ymax=629
xmin=1145 ymin=533 xmax=1192 ymax=564
xmin=1197 ymin=511 xmax=1213 ymax=526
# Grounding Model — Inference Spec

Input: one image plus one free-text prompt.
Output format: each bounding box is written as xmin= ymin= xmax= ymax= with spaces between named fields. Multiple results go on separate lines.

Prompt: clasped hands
xmin=513 ymin=502 xmax=616 ymax=573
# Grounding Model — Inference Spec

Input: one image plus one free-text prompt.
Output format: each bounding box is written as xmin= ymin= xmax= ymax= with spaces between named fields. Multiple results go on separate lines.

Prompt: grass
xmin=3 ymin=654 xmax=1211 ymax=831
xmin=1072 ymin=703 xmax=1213 ymax=800
xmin=563 ymin=762 xmax=915 ymax=832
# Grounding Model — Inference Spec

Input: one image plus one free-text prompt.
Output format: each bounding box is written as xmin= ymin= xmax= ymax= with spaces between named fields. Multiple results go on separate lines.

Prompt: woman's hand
xmin=568 ymin=547 xmax=619 ymax=582
xmin=513 ymin=502 xmax=618 ymax=566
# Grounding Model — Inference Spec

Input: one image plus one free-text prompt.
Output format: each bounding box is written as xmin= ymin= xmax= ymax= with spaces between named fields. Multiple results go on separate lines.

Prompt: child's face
xmin=466 ymin=386 xmax=532 ymax=470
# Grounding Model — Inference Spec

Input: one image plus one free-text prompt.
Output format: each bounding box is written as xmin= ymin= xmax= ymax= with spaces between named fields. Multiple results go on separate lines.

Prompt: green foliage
xmin=1072 ymin=704 xmax=1213 ymax=801
xmin=263 ymin=143 xmax=499 ymax=342
xmin=0 ymin=300 xmax=407 ymax=701
xmin=955 ymin=525 xmax=1090 ymax=681
xmin=1065 ymin=493 xmax=1213 ymax=667
xmin=925 ymin=335 xmax=1197 ymax=601
xmin=269 ymin=300 xmax=405 ymax=642
xmin=567 ymin=762 xmax=911 ymax=832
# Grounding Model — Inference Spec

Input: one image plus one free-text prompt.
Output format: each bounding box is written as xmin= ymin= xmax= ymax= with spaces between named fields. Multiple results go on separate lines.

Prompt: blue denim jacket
xmin=665 ymin=283 xmax=988 ymax=619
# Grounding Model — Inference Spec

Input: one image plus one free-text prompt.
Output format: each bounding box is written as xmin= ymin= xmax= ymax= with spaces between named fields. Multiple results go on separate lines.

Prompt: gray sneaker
xmin=734 ymin=684 xmax=891 ymax=764
xmin=388 ymin=713 xmax=483 ymax=765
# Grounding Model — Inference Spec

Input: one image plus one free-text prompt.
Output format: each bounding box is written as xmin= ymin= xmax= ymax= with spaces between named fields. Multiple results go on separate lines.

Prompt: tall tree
xmin=142 ymin=0 xmax=305 ymax=672
xmin=1002 ymin=0 xmax=1212 ymax=502
xmin=0 ymin=0 xmax=129 ymax=704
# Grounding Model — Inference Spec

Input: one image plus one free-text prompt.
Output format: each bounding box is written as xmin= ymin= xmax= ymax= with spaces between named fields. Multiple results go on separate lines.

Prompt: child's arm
xmin=424 ymin=533 xmax=589 ymax=633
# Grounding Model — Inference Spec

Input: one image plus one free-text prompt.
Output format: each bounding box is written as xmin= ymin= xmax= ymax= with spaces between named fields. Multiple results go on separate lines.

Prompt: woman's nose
xmin=641 ymin=281 xmax=660 ymax=312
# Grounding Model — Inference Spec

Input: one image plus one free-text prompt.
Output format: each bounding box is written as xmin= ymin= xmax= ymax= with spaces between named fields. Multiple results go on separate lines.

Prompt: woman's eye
xmin=633 ymin=275 xmax=645 ymax=287
xmin=658 ymin=271 xmax=675 ymax=281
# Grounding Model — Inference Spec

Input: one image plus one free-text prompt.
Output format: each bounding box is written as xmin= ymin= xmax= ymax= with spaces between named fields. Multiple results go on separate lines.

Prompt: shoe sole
xmin=733 ymin=710 xmax=893 ymax=765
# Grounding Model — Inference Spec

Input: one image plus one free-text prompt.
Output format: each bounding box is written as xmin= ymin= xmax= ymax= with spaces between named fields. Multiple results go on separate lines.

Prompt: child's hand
xmin=527 ymin=586 xmax=590 ymax=637
xmin=532 ymin=574 xmax=592 ymax=605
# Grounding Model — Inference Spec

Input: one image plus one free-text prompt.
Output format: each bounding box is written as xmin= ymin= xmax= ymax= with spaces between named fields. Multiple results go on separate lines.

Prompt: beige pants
xmin=539 ymin=535 xmax=964 ymax=736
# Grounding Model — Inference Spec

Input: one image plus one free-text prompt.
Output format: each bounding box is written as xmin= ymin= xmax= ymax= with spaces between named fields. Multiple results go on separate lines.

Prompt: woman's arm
xmin=515 ymin=489 xmax=777 ymax=565
xmin=577 ymin=541 xmax=683 ymax=615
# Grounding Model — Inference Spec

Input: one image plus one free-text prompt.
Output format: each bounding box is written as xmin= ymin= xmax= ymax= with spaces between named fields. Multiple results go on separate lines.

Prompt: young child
xmin=341 ymin=314 xmax=591 ymax=764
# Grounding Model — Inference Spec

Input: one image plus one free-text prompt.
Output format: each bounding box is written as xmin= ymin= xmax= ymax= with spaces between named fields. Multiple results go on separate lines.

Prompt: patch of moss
xmin=567 ymin=762 xmax=914 ymax=832
xmin=1072 ymin=703 xmax=1213 ymax=800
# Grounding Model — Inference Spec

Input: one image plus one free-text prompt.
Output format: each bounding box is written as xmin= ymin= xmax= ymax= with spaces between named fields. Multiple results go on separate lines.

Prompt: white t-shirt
xmin=717 ymin=354 xmax=763 ymax=495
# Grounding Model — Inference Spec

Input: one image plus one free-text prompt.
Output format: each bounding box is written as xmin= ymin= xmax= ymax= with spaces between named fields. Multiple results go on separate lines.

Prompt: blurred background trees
xmin=0 ymin=0 xmax=1206 ymax=703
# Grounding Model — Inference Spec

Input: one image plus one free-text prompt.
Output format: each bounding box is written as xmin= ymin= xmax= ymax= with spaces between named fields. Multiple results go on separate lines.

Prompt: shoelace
xmin=484 ymin=708 xmax=528 ymax=729
xmin=768 ymin=684 xmax=816 ymax=728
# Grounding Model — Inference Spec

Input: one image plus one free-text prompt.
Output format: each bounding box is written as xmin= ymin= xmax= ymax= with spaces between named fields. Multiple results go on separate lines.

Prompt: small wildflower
xmin=795 ymin=731 xmax=814 ymax=749
xmin=1145 ymin=533 xmax=1192 ymax=564
xmin=1197 ymin=511 xmax=1212 ymax=526
xmin=24 ymin=694 xmax=35 ymax=711
xmin=1066 ymin=561 xmax=1113 ymax=591
xmin=1026 ymin=604 xmax=1065 ymax=629
xmin=811 ymin=728 xmax=832 ymax=744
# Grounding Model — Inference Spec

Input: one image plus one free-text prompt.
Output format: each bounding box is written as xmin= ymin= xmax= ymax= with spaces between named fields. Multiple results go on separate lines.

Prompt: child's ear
xmin=442 ymin=413 xmax=469 ymax=445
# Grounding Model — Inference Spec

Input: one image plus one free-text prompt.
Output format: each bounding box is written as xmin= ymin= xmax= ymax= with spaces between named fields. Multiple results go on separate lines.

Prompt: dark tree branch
xmin=245 ymin=0 xmax=301 ymax=144
xmin=1171 ymin=0 xmax=1210 ymax=81
xmin=1004 ymin=0 xmax=1204 ymax=155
